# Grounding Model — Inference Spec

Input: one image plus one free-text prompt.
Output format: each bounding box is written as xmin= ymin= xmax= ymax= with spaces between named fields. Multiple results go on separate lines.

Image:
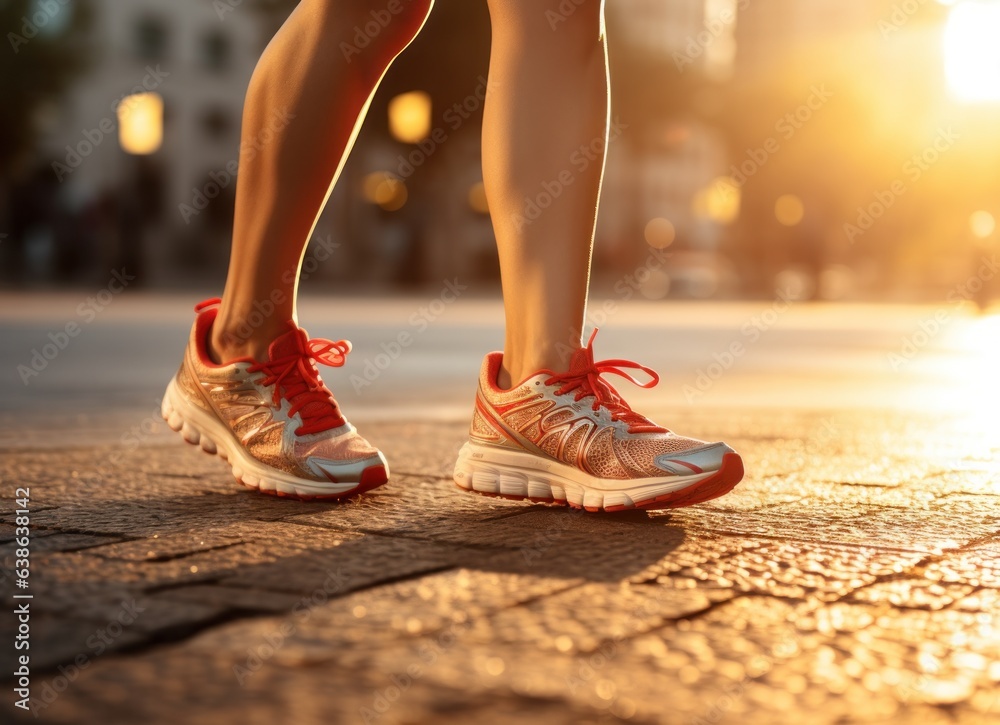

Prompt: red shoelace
xmin=248 ymin=338 xmax=351 ymax=436
xmin=543 ymin=330 xmax=665 ymax=434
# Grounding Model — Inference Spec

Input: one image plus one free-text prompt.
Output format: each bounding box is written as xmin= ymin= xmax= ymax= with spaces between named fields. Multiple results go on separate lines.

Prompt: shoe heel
xmin=162 ymin=379 xmax=218 ymax=456
xmin=454 ymin=442 xmax=566 ymax=505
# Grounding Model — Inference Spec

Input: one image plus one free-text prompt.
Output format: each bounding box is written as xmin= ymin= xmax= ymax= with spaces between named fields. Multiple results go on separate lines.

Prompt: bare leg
xmin=484 ymin=0 xmax=609 ymax=387
xmin=212 ymin=0 xmax=434 ymax=361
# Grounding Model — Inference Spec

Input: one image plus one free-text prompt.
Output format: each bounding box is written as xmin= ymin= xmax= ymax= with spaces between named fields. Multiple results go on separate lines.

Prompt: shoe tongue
xmin=569 ymin=344 xmax=596 ymax=374
xmin=267 ymin=324 xmax=309 ymax=362
xmin=263 ymin=324 xmax=342 ymax=429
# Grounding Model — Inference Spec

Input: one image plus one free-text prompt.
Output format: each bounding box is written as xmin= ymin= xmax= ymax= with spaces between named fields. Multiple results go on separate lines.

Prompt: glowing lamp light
xmin=117 ymin=92 xmax=163 ymax=155
xmin=944 ymin=2 xmax=1000 ymax=102
xmin=775 ymin=194 xmax=805 ymax=227
xmin=970 ymin=210 xmax=996 ymax=238
xmin=693 ymin=177 xmax=740 ymax=224
xmin=388 ymin=91 xmax=432 ymax=143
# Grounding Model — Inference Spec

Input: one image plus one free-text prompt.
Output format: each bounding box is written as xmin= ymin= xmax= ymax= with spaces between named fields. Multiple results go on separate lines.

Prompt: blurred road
xmin=3 ymin=291 xmax=999 ymax=427
xmin=1 ymin=293 xmax=999 ymax=724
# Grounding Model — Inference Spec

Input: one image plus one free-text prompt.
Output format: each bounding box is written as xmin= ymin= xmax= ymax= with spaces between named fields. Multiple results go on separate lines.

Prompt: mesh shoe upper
xmin=174 ymin=299 xmax=381 ymax=482
xmin=469 ymin=331 xmax=723 ymax=480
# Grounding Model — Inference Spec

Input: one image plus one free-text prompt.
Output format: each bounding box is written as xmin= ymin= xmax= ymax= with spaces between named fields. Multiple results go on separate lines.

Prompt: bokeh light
xmin=819 ymin=265 xmax=857 ymax=301
xmin=774 ymin=194 xmax=805 ymax=227
xmin=468 ymin=181 xmax=489 ymax=214
xmin=388 ymin=91 xmax=432 ymax=143
xmin=970 ymin=210 xmax=996 ymax=239
xmin=362 ymin=172 xmax=407 ymax=211
xmin=117 ymin=93 xmax=163 ymax=156
xmin=644 ymin=217 xmax=676 ymax=248
xmin=693 ymin=177 xmax=740 ymax=225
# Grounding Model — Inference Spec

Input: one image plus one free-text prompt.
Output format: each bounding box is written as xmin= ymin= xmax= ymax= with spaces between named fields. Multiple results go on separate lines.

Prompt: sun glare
xmin=943 ymin=1 xmax=1000 ymax=102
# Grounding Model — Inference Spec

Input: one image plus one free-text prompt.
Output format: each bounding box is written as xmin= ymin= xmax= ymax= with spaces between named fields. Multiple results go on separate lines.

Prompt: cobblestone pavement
xmin=1 ymin=296 xmax=999 ymax=724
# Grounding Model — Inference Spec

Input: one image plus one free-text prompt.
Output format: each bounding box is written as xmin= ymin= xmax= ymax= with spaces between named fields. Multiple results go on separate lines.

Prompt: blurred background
xmin=1 ymin=0 xmax=999 ymax=304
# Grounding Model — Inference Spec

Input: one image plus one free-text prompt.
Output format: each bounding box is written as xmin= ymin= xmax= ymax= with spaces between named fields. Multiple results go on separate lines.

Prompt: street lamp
xmin=117 ymin=92 xmax=164 ymax=155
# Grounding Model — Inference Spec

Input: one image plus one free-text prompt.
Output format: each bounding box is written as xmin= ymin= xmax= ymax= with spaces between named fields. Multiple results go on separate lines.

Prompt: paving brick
xmin=3 ymin=407 xmax=999 ymax=725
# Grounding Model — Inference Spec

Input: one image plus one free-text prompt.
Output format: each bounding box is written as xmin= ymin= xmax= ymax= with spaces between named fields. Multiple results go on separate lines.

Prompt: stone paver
xmin=1 ymin=299 xmax=999 ymax=724
xmin=2 ymin=411 xmax=999 ymax=725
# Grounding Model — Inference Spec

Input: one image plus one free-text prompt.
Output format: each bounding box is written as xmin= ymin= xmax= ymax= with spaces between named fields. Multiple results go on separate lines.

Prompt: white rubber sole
xmin=453 ymin=440 xmax=744 ymax=512
xmin=162 ymin=378 xmax=388 ymax=501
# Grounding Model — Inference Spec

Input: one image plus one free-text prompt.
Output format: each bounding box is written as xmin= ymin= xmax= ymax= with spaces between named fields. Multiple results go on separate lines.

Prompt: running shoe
xmin=161 ymin=298 xmax=388 ymax=500
xmin=454 ymin=330 xmax=744 ymax=511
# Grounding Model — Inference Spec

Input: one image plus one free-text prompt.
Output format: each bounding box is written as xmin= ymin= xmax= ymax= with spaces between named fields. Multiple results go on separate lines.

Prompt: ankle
xmin=499 ymin=347 xmax=577 ymax=390
xmin=209 ymin=313 xmax=286 ymax=364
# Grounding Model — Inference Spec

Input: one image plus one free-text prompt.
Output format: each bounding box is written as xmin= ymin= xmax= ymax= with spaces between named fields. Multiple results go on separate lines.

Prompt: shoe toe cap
xmin=307 ymin=450 xmax=389 ymax=483
xmin=654 ymin=442 xmax=736 ymax=475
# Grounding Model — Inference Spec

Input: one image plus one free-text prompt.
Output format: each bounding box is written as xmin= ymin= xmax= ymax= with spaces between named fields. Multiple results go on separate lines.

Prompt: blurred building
xmin=8 ymin=0 xmax=740 ymax=297
xmin=734 ymin=0 xmax=883 ymax=75
xmin=596 ymin=0 xmax=738 ymax=298
xmin=12 ymin=0 xmax=992 ymax=301
xmin=16 ymin=0 xmax=499 ymax=290
xmin=728 ymin=0 xmax=959 ymax=300
xmin=32 ymin=0 xmax=262 ymax=284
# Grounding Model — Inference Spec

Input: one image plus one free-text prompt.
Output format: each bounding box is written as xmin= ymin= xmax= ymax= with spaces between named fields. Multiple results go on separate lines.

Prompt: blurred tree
xmin=0 ymin=0 xmax=93 ymax=177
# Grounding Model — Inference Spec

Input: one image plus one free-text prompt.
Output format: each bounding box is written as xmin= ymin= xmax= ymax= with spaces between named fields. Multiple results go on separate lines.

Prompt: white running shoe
xmin=162 ymin=298 xmax=389 ymax=501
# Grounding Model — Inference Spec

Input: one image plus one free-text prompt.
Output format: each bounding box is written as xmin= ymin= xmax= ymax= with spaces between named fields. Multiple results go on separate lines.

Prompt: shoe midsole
xmin=454 ymin=440 xmax=719 ymax=496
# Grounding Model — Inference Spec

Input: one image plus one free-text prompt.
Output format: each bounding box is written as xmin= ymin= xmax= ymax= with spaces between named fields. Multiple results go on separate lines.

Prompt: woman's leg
xmin=211 ymin=0 xmax=435 ymax=362
xmin=461 ymin=1 xmax=746 ymax=511
xmin=483 ymin=0 xmax=608 ymax=387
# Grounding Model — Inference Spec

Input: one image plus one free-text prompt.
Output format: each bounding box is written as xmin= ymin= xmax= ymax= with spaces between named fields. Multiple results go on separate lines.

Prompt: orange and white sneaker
xmin=161 ymin=298 xmax=389 ymax=501
xmin=454 ymin=331 xmax=744 ymax=512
